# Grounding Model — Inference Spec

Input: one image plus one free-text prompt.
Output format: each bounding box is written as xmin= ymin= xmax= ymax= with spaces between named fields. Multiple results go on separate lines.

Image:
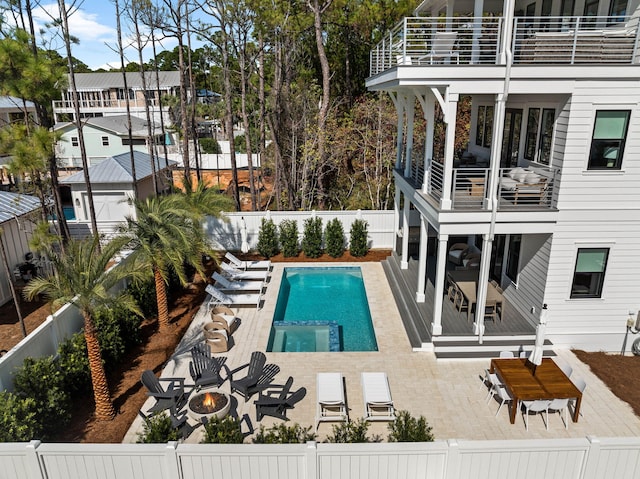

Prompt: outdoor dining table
xmin=448 ymin=271 xmax=503 ymax=322
xmin=490 ymin=358 xmax=583 ymax=425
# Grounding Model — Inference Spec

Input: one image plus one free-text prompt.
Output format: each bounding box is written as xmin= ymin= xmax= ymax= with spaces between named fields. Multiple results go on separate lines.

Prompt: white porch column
xmin=400 ymin=197 xmax=410 ymax=269
xmin=473 ymin=234 xmax=494 ymax=340
xmin=422 ymin=94 xmax=435 ymax=193
xmin=440 ymin=93 xmax=459 ymax=210
xmin=432 ymin=233 xmax=448 ymax=336
xmin=416 ymin=216 xmax=428 ymax=302
xmin=393 ymin=188 xmax=401 ymax=255
xmin=404 ymin=96 xmax=415 ymax=178
xmin=471 ymin=0 xmax=484 ymax=64
xmin=390 ymin=92 xmax=405 ymax=170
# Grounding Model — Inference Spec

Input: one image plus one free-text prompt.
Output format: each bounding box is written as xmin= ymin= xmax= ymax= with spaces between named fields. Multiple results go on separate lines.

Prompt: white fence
xmin=205 ymin=210 xmax=396 ymax=252
xmin=2 ymin=436 xmax=639 ymax=479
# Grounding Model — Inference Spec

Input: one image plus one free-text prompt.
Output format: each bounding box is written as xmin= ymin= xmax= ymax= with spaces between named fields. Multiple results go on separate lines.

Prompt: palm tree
xmin=23 ymin=236 xmax=141 ymax=421
xmin=121 ymin=194 xmax=208 ymax=331
xmin=177 ymin=173 xmax=234 ymax=217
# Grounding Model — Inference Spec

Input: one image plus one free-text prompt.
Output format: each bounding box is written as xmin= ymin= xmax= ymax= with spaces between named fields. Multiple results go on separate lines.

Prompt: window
xmin=560 ymin=0 xmax=575 ymax=16
xmin=583 ymin=0 xmax=599 ymax=16
xmin=588 ymin=110 xmax=630 ymax=170
xmin=525 ymin=108 xmax=555 ymax=164
xmin=101 ymin=136 xmax=109 ymax=146
xmin=571 ymin=248 xmax=609 ymax=298
xmin=475 ymin=105 xmax=494 ymax=148
xmin=122 ymin=138 xmax=146 ymax=145
xmin=506 ymin=234 xmax=521 ymax=283
xmin=71 ymin=136 xmax=78 ymax=147
xmin=117 ymin=88 xmax=134 ymax=100
xmin=609 ymin=0 xmax=627 ymax=22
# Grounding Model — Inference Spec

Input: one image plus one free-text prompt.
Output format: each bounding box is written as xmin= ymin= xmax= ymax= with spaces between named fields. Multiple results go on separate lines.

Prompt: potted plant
xmin=18 ymin=262 xmax=37 ymax=281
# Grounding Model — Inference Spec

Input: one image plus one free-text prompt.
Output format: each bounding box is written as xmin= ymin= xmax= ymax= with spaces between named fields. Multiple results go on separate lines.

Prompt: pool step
xmin=433 ymin=336 xmax=555 ymax=360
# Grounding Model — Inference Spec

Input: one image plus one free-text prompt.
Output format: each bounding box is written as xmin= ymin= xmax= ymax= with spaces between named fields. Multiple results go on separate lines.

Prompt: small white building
xmin=60 ymin=151 xmax=176 ymax=238
xmin=0 ymin=191 xmax=41 ymax=306
xmin=0 ymin=96 xmax=35 ymax=127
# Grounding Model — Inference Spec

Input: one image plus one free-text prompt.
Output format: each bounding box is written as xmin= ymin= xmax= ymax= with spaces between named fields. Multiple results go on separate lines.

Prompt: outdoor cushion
xmin=501 ymin=177 xmax=518 ymax=190
xmin=524 ymin=172 xmax=542 ymax=184
xmin=508 ymin=167 xmax=525 ymax=179
xmin=514 ymin=170 xmax=528 ymax=182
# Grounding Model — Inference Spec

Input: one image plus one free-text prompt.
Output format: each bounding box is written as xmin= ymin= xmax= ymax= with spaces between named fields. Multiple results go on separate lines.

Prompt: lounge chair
xmin=361 ymin=372 xmax=395 ymax=421
xmin=419 ymin=31 xmax=459 ymax=64
xmin=254 ymin=377 xmax=307 ymax=421
xmin=189 ymin=343 xmax=228 ymax=389
xmin=209 ymin=305 xmax=240 ymax=334
xmin=447 ymin=243 xmax=469 ymax=265
xmin=212 ymin=271 xmax=265 ymax=292
xmin=229 ymin=351 xmax=280 ymax=400
xmin=203 ymin=325 xmax=230 ymax=353
xmin=221 ymin=262 xmax=270 ymax=281
xmin=224 ymin=251 xmax=271 ymax=270
xmin=205 ymin=284 xmax=261 ymax=311
xmin=141 ymin=370 xmax=188 ymax=415
xmin=315 ymin=372 xmax=348 ymax=431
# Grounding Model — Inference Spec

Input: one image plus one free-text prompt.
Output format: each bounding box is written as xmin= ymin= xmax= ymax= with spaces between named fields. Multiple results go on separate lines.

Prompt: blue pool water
xmin=266 ymin=267 xmax=378 ymax=352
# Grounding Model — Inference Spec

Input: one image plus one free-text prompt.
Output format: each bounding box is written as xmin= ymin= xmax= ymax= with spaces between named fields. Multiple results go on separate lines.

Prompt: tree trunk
xmin=239 ymin=49 xmax=257 ymax=210
xmin=175 ymin=0 xmax=191 ymax=181
xmin=84 ymin=312 xmax=116 ymax=420
xmin=308 ymin=0 xmax=332 ymax=209
xmin=154 ymin=266 xmax=170 ymax=329
xmin=221 ymin=24 xmax=240 ymax=211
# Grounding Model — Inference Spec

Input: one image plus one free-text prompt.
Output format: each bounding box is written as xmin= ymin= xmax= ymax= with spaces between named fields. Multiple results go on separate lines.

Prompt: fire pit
xmin=187 ymin=390 xmax=231 ymax=421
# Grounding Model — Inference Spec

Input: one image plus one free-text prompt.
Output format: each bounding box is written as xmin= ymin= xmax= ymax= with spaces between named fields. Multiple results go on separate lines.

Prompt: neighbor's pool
xmin=266 ymin=267 xmax=378 ymax=352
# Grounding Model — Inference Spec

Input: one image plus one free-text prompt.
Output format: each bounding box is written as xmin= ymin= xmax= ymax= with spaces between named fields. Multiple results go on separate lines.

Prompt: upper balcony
xmin=52 ymin=98 xmax=163 ymax=110
xmin=370 ymin=15 xmax=639 ymax=76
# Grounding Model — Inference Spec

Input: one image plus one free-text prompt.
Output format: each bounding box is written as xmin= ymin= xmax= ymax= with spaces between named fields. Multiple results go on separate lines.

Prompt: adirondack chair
xmin=254 ymin=377 xmax=307 ymax=421
xmin=141 ymin=370 xmax=188 ymax=415
xmin=188 ymin=343 xmax=229 ymax=390
xmin=229 ymin=351 xmax=280 ymax=400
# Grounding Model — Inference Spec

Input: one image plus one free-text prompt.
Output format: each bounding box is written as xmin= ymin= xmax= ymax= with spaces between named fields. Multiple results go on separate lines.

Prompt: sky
xmin=29 ymin=2 xmax=206 ymax=71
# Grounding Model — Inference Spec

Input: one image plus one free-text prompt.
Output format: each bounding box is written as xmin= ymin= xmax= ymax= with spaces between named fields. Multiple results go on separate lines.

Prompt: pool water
xmin=266 ymin=267 xmax=378 ymax=352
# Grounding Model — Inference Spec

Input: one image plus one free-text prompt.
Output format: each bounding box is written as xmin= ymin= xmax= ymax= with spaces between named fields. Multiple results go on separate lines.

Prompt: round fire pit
xmin=187 ymin=390 xmax=231 ymax=421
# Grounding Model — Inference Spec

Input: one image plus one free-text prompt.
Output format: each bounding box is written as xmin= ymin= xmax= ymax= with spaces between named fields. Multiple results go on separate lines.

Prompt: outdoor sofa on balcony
xmin=500 ymin=167 xmax=548 ymax=205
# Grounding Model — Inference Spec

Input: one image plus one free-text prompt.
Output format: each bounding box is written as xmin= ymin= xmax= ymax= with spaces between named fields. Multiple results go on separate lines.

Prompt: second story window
xmin=117 ymin=88 xmax=134 ymax=100
xmin=609 ymin=0 xmax=627 ymax=22
xmin=71 ymin=136 xmax=78 ymax=147
xmin=102 ymin=136 xmax=109 ymax=146
xmin=525 ymin=108 xmax=555 ymax=165
xmin=588 ymin=110 xmax=630 ymax=170
xmin=571 ymin=248 xmax=609 ymax=298
xmin=475 ymin=105 xmax=494 ymax=148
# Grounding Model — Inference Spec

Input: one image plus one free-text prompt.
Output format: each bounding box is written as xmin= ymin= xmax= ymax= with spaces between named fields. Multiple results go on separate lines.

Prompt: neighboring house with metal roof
xmin=0 ymin=96 xmax=36 ymax=127
xmin=0 ymin=191 xmax=41 ymax=306
xmin=51 ymin=71 xmax=181 ymax=126
xmin=53 ymin=115 xmax=173 ymax=169
xmin=60 ymin=151 xmax=176 ymax=238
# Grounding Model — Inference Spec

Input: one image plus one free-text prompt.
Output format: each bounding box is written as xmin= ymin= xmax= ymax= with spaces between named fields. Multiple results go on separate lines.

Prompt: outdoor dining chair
xmin=489 ymin=383 xmax=513 ymax=416
xmin=522 ymin=399 xmax=551 ymax=431
xmin=548 ymin=398 xmax=570 ymax=429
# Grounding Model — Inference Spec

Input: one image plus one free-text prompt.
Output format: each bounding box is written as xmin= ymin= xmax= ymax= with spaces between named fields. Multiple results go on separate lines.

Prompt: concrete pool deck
xmin=124 ymin=262 xmax=640 ymax=443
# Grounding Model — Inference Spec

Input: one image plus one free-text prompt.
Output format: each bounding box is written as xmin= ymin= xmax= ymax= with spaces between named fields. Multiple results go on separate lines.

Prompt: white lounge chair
xmin=361 ymin=372 xmax=395 ymax=421
xmin=224 ymin=252 xmax=271 ymax=271
xmin=220 ymin=262 xmax=270 ymax=281
xmin=205 ymin=284 xmax=261 ymax=311
xmin=315 ymin=372 xmax=348 ymax=431
xmin=420 ymin=31 xmax=459 ymax=64
xmin=212 ymin=272 xmax=264 ymax=292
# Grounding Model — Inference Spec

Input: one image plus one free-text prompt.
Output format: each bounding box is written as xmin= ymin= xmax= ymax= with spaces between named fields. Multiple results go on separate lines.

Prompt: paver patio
xmin=124 ymin=263 xmax=640 ymax=443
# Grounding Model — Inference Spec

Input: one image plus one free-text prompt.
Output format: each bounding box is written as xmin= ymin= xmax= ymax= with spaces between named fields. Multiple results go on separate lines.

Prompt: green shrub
xmin=0 ymin=392 xmax=39 ymax=442
xmin=301 ymin=216 xmax=323 ymax=258
xmin=387 ymin=410 xmax=434 ymax=442
xmin=279 ymin=219 xmax=299 ymax=257
xmin=201 ymin=416 xmax=244 ymax=444
xmin=137 ymin=413 xmax=182 ymax=443
xmin=326 ymin=418 xmax=371 ymax=443
xmin=93 ymin=303 xmax=143 ymax=366
xmin=325 ymin=218 xmax=345 ymax=258
xmin=57 ymin=332 xmax=91 ymax=394
xmin=128 ymin=278 xmax=158 ymax=317
xmin=13 ymin=356 xmax=71 ymax=440
xmin=257 ymin=218 xmax=279 ymax=258
xmin=349 ymin=219 xmax=369 ymax=257
xmin=199 ymin=137 xmax=222 ymax=154
xmin=253 ymin=423 xmax=316 ymax=444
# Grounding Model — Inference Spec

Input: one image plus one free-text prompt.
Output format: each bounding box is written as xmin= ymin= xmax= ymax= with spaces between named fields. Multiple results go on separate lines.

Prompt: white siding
xmin=0 ymin=219 xmax=35 ymax=306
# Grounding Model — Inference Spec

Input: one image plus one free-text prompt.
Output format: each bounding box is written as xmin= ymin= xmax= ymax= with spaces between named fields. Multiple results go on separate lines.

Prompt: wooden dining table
xmin=448 ymin=271 xmax=503 ymax=322
xmin=490 ymin=358 xmax=583 ymax=425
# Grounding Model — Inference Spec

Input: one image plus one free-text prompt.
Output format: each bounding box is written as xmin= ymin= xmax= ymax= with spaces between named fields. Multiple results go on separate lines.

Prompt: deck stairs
xmin=382 ymin=253 xmax=554 ymax=359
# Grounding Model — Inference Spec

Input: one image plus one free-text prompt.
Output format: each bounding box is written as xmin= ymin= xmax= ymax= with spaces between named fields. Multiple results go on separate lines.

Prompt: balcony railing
xmin=425 ymin=162 xmax=556 ymax=210
xmin=52 ymin=99 xmax=162 ymax=109
xmin=370 ymin=15 xmax=639 ymax=75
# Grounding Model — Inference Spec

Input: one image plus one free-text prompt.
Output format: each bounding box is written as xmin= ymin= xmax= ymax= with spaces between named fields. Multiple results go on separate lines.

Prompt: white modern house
xmin=52 ymin=71 xmax=181 ymax=126
xmin=0 ymin=96 xmax=35 ymax=127
xmin=368 ymin=0 xmax=640 ymax=355
xmin=54 ymin=115 xmax=170 ymax=169
xmin=60 ymin=151 xmax=176 ymax=238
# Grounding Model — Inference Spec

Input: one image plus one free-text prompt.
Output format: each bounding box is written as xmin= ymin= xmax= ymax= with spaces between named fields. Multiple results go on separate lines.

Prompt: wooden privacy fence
xmin=2 ymin=436 xmax=639 ymax=479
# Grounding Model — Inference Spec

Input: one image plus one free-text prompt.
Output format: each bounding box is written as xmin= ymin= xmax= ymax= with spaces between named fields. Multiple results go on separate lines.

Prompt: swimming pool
xmin=266 ymin=267 xmax=378 ymax=352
